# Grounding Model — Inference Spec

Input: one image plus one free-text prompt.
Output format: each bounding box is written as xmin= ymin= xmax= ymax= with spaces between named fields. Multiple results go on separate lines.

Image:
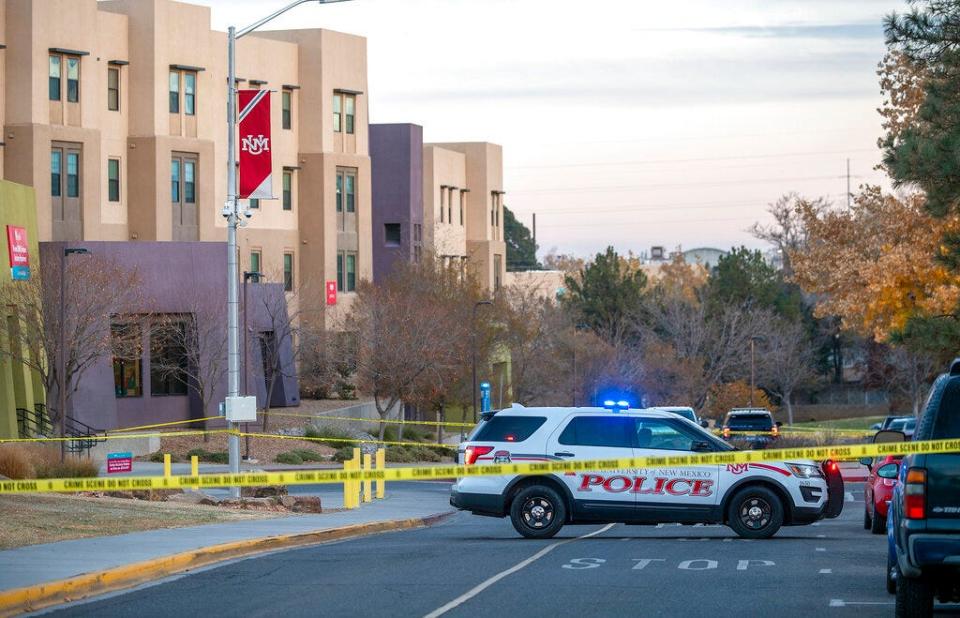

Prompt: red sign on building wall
xmin=238 ymin=89 xmax=273 ymax=200
xmin=6 ymin=225 xmax=30 ymax=280
xmin=326 ymin=281 xmax=337 ymax=306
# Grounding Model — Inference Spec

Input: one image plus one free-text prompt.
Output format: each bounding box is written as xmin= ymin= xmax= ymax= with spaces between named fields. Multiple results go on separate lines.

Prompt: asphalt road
xmin=41 ymin=483 xmax=960 ymax=617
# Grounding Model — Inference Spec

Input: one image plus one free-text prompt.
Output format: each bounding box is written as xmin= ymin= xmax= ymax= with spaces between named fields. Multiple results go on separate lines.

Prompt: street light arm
xmin=237 ymin=0 xmax=353 ymax=38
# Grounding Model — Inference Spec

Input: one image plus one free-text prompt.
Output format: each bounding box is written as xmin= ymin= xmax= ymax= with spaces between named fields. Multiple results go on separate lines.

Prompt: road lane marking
xmin=820 ymin=569 xmax=832 ymax=574
xmin=829 ymin=600 xmax=894 ymax=607
xmin=423 ymin=523 xmax=615 ymax=618
xmin=816 ymin=548 xmax=826 ymax=552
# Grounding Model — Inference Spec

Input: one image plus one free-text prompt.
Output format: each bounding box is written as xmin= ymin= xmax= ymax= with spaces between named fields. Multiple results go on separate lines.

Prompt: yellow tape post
xmin=1 ymin=438 xmax=957 ymax=496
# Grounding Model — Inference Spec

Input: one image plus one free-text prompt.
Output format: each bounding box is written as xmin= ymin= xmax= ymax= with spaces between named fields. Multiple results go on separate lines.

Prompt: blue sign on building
xmin=10 ymin=265 xmax=29 ymax=281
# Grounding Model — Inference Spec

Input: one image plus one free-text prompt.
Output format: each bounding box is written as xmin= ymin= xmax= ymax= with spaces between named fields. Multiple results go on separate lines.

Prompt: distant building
xmin=503 ymin=270 xmax=566 ymax=300
xmin=682 ymin=247 xmax=727 ymax=269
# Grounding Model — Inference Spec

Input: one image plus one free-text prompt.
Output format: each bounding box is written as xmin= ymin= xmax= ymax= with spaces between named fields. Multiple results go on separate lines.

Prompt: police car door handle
xmin=554 ymin=451 xmax=575 ymax=458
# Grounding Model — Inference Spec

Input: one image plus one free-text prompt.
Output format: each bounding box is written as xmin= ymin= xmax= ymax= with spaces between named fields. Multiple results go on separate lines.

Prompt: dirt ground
xmin=0 ymin=493 xmax=280 ymax=550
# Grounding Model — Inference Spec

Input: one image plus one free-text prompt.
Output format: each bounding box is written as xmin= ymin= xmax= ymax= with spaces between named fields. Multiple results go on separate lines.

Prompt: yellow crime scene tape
xmin=108 ymin=416 xmax=225 ymax=433
xmin=1 ymin=438 xmax=956 ymax=496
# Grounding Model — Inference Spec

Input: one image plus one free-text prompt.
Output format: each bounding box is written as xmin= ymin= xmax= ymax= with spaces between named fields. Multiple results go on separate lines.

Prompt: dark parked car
xmin=721 ymin=409 xmax=780 ymax=447
xmin=887 ymin=361 xmax=960 ymax=616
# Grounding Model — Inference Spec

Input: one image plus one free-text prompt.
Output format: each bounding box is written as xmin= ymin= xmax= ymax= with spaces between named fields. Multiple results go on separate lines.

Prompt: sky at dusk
xmin=196 ymin=0 xmax=907 ymax=260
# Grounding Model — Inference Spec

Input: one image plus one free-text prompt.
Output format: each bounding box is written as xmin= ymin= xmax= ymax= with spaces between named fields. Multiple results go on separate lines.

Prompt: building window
xmin=184 ymin=160 xmax=196 ymax=203
xmin=283 ymin=253 xmax=293 ymax=292
xmin=250 ymin=251 xmax=261 ymax=275
xmin=149 ymin=321 xmax=188 ymax=396
xmin=51 ymin=151 xmax=62 ymax=197
xmin=66 ymin=152 xmax=80 ymax=198
xmin=282 ymin=90 xmax=292 ymax=130
xmin=345 ymin=172 xmax=355 ymax=212
xmin=112 ymin=323 xmax=142 ymax=398
xmin=336 ymin=251 xmax=357 ymax=292
xmin=384 ymin=223 xmax=401 ymax=247
xmin=333 ymin=94 xmax=341 ymax=132
xmin=439 ymin=188 xmax=445 ymax=223
xmin=345 ymin=94 xmax=355 ymax=134
xmin=108 ymin=158 xmax=120 ymax=202
xmin=184 ymin=72 xmax=196 ymax=116
xmin=459 ymin=190 xmax=466 ymax=226
xmin=447 ymin=188 xmax=453 ymax=224
xmin=107 ymin=67 xmax=120 ymax=111
xmin=49 ymin=56 xmax=61 ymax=101
xmin=249 ymin=198 xmax=259 ymax=209
xmin=171 ymin=159 xmax=180 ymax=203
xmin=282 ymin=171 xmax=292 ymax=211
xmin=336 ymin=173 xmax=343 ymax=212
xmin=169 ymin=71 xmax=180 ymax=113
xmin=494 ymin=254 xmax=503 ymax=291
xmin=66 ymin=57 xmax=80 ymax=103
xmin=346 ymin=252 xmax=356 ymax=291
xmin=333 ymin=92 xmax=356 ymax=134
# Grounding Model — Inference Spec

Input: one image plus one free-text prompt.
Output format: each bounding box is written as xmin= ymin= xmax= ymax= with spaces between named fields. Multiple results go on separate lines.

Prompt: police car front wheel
xmin=727 ymin=486 xmax=784 ymax=539
xmin=510 ymin=485 xmax=567 ymax=539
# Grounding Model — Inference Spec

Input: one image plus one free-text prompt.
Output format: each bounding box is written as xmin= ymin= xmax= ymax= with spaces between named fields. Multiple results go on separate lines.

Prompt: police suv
xmin=450 ymin=404 xmax=844 ymax=539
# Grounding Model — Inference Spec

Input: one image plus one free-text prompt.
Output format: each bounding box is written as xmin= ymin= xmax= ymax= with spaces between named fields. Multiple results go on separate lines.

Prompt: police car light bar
xmin=603 ymin=400 xmax=631 ymax=412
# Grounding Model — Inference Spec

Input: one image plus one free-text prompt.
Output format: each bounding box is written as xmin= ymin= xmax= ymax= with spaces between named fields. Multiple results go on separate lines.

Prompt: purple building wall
xmin=370 ymin=123 xmax=424 ymax=281
xmin=41 ymin=241 xmax=299 ymax=431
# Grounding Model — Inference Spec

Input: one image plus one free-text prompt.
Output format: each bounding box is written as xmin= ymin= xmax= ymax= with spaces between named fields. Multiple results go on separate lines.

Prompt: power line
xmin=507 ymin=147 xmax=879 ymax=170
xmin=508 ymin=194 xmax=850 ymax=216
xmin=509 ymin=173 xmax=881 ymax=195
xmin=536 ymin=215 xmax=767 ymax=229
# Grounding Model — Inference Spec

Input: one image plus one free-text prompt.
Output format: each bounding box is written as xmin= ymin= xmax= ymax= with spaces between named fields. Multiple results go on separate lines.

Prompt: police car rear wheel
xmin=727 ymin=486 xmax=784 ymax=539
xmin=510 ymin=485 xmax=566 ymax=539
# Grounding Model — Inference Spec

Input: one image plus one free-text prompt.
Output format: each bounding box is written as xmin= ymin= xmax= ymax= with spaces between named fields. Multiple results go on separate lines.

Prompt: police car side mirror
xmin=699 ymin=420 xmax=709 ymax=428
xmin=858 ymin=457 xmax=873 ymax=469
xmin=775 ymin=421 xmax=783 ymax=428
xmin=691 ymin=441 xmax=713 ymax=453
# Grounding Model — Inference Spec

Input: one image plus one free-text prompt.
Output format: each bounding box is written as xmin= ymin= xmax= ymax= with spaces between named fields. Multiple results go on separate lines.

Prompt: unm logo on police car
xmin=241 ymin=134 xmax=270 ymax=156
xmin=726 ymin=463 xmax=749 ymax=475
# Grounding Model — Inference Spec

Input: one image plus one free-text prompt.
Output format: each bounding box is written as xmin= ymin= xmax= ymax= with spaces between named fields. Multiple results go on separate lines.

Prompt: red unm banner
xmin=238 ymin=89 xmax=273 ymax=199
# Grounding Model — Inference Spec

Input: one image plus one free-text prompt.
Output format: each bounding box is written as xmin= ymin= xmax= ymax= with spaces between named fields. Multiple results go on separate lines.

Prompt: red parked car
xmin=862 ymin=455 xmax=901 ymax=534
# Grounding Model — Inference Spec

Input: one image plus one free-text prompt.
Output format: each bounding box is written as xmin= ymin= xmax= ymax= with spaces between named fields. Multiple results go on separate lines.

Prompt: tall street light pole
xmin=225 ymin=0 xmax=352 ymax=497
xmin=749 ymin=335 xmax=764 ymax=407
xmin=472 ymin=299 xmax=493 ymax=423
xmin=59 ymin=247 xmax=90 ymax=462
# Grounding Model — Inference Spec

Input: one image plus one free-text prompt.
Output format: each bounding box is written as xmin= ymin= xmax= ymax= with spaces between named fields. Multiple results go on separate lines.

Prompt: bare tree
xmin=343 ymin=257 xmax=475 ymax=441
xmin=886 ymin=346 xmax=938 ymax=415
xmin=0 ymin=254 xmax=143 ymax=433
xmin=253 ymin=279 xmax=324 ymax=431
xmin=749 ymin=193 xmax=829 ymax=277
xmin=760 ymin=318 xmax=817 ymax=425
xmin=150 ymin=296 xmax=228 ymax=425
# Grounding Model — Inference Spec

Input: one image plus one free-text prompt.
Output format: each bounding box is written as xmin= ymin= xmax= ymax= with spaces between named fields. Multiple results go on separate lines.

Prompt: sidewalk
xmin=0 ymin=482 xmax=455 ymax=605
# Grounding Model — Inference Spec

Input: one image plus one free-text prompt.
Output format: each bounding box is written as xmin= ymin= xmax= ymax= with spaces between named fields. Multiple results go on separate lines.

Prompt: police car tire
xmin=509 ymin=485 xmax=566 ymax=539
xmin=726 ymin=486 xmax=784 ymax=539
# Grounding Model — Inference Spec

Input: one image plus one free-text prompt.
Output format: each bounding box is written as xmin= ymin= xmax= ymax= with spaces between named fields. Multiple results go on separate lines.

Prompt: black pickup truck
xmin=888 ymin=361 xmax=960 ymax=617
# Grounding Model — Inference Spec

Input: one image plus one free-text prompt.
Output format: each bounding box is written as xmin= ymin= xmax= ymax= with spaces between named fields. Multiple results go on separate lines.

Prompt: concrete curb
xmin=0 ymin=510 xmax=456 ymax=617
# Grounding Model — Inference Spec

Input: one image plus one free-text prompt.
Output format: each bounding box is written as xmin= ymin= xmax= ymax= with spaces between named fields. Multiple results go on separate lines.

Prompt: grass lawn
xmin=794 ymin=415 xmax=888 ymax=430
xmin=0 ymin=494 xmax=282 ymax=550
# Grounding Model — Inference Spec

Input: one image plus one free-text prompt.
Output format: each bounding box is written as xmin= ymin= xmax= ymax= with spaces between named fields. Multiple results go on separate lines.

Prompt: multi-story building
xmin=0 ymin=0 xmax=371 ymax=323
xmin=370 ymin=124 xmax=507 ymax=292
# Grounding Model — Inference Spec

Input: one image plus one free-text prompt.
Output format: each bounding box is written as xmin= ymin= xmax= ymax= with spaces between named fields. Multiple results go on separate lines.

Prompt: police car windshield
xmin=469 ymin=415 xmax=547 ymax=443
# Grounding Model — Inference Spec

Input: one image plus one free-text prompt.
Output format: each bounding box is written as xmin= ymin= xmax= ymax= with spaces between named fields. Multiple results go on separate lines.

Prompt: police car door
xmin=633 ymin=417 xmax=721 ymax=520
xmin=547 ymin=414 xmax=637 ymax=519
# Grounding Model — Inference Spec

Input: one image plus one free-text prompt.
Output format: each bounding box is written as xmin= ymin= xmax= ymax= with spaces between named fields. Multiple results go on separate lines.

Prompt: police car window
xmin=634 ymin=419 xmax=698 ymax=451
xmin=558 ymin=416 xmax=633 ymax=448
xmin=471 ymin=416 xmax=546 ymax=443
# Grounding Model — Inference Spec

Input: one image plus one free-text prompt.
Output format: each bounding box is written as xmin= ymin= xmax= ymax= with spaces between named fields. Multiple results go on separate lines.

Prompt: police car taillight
xmin=771 ymin=425 xmax=779 ymax=437
xmin=464 ymin=445 xmax=493 ymax=466
xmin=722 ymin=427 xmax=731 ymax=439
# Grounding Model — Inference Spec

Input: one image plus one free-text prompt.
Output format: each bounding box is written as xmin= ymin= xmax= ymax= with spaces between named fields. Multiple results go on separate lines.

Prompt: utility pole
xmin=225 ymin=0 xmax=352 ymax=497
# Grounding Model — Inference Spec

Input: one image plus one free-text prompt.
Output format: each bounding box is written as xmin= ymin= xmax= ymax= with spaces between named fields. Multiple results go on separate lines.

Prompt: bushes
xmin=332 ymin=446 xmax=354 ymax=463
xmin=0 ymin=444 xmax=98 ymax=479
xmin=275 ymin=449 xmax=326 ymax=465
xmin=0 ymin=445 xmax=34 ymax=479
xmin=304 ymin=425 xmax=358 ymax=449
xmin=384 ymin=445 xmax=443 ymax=463
xmin=186 ymin=448 xmax=229 ymax=464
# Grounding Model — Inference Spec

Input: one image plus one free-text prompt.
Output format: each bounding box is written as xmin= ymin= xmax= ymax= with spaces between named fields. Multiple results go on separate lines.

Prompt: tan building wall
xmin=422 ymin=145 xmax=467 ymax=270
xmin=425 ymin=141 xmax=506 ymax=292
xmin=2 ymin=0 xmax=371 ymax=327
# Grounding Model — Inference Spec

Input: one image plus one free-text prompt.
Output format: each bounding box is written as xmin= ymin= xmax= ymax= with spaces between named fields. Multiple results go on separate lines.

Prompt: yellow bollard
xmin=352 ymin=447 xmax=362 ymax=508
xmin=363 ymin=453 xmax=372 ymax=503
xmin=342 ymin=456 xmax=353 ymax=509
xmin=163 ymin=453 xmax=172 ymax=478
xmin=190 ymin=455 xmax=199 ymax=477
xmin=375 ymin=448 xmax=386 ymax=499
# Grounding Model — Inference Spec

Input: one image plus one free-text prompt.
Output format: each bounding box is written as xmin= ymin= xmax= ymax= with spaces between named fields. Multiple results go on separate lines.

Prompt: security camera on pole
xmin=224 ymin=0 xmax=353 ymax=498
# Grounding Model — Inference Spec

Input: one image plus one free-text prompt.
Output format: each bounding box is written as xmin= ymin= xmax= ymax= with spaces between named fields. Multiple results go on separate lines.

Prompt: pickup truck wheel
xmin=886 ymin=552 xmax=897 ymax=595
xmin=727 ymin=486 xmax=784 ymax=539
xmin=510 ymin=485 xmax=566 ymax=539
xmin=895 ymin=573 xmax=934 ymax=618
xmin=871 ymin=512 xmax=886 ymax=534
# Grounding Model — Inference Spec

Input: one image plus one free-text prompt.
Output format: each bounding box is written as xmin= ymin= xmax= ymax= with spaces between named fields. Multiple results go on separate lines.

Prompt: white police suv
xmin=450 ymin=404 xmax=845 ymax=539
